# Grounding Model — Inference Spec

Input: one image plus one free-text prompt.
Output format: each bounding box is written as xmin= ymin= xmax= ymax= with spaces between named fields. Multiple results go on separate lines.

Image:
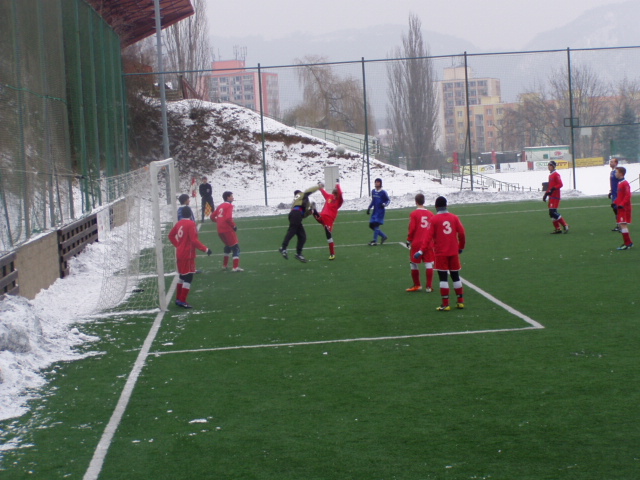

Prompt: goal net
xmin=94 ymin=158 xmax=177 ymax=313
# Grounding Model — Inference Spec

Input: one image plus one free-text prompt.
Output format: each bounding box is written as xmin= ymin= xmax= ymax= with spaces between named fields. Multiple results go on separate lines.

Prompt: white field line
xmin=83 ymin=303 xmax=171 ymax=480
xmin=198 ymin=242 xmax=407 ymax=257
xmin=155 ymin=273 xmax=544 ymax=357
xmin=212 ymin=200 xmax=625 ymax=231
xmin=83 ymin=224 xmax=187 ymax=480
xmin=153 ymin=325 xmax=541 ymax=357
xmin=461 ymin=277 xmax=544 ymax=329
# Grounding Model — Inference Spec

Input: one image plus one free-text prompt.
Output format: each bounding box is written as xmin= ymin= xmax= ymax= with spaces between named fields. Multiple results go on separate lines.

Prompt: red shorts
xmin=548 ymin=198 xmax=561 ymax=209
xmin=617 ymin=209 xmax=632 ymax=224
xmin=434 ymin=254 xmax=461 ymax=272
xmin=218 ymin=231 xmax=239 ymax=247
xmin=177 ymin=258 xmax=197 ymax=275
xmin=411 ymin=246 xmax=434 ymax=264
xmin=318 ymin=215 xmax=335 ymax=231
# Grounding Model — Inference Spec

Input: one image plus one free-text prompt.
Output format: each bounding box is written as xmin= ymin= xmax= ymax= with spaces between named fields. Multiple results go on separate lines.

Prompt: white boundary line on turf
xmin=155 ymin=276 xmax=544 ymax=357
xmin=153 ymin=325 xmax=542 ymax=356
xmin=83 ymin=304 xmax=171 ymax=480
xmin=462 ymin=277 xmax=544 ymax=329
xmin=83 ymin=244 xmax=182 ymax=479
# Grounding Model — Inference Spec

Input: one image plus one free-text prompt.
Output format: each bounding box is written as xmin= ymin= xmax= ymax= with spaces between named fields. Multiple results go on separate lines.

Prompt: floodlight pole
xmin=154 ymin=0 xmax=170 ymax=160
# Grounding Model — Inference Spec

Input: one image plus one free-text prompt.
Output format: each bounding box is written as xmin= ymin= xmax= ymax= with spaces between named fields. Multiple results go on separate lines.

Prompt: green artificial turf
xmin=2 ymin=197 xmax=639 ymax=479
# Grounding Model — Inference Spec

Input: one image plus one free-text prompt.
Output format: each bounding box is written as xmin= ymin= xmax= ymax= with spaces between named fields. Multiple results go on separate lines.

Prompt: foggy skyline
xmin=205 ymin=0 xmax=631 ymax=51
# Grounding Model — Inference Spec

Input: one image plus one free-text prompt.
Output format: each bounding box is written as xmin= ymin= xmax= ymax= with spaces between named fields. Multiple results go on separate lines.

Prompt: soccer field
xmin=2 ymin=197 xmax=639 ymax=479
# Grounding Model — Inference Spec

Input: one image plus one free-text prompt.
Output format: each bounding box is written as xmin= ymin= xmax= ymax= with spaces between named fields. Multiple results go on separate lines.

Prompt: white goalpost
xmin=149 ymin=158 xmax=178 ymax=311
xmin=94 ymin=158 xmax=178 ymax=313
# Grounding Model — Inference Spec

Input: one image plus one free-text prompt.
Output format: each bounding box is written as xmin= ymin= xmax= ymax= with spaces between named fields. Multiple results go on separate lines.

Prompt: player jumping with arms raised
xmin=313 ymin=183 xmax=344 ymax=260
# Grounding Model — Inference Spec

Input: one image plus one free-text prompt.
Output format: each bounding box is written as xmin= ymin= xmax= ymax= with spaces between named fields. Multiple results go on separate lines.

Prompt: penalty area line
xmin=153 ymin=325 xmax=541 ymax=357
xmin=462 ymin=276 xmax=544 ymax=329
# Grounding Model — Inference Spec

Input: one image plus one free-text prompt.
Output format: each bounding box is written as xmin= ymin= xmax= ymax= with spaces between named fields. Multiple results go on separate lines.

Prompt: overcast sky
xmin=206 ymin=0 xmax=627 ymax=50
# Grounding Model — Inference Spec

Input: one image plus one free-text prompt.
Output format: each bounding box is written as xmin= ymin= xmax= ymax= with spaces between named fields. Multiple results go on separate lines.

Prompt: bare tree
xmin=163 ymin=0 xmax=212 ymax=97
xmin=286 ymin=55 xmax=374 ymax=134
xmin=499 ymin=66 xmax=611 ymax=157
xmin=386 ymin=14 xmax=439 ymax=170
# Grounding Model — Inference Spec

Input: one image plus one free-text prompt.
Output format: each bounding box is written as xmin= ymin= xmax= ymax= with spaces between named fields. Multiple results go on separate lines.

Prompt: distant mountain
xmin=210 ymin=1 xmax=639 ymax=70
xmin=524 ymin=0 xmax=640 ymax=50
xmin=211 ymin=24 xmax=477 ymax=67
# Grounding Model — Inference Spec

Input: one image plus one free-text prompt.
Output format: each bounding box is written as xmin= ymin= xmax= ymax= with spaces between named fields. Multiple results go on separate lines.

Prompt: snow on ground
xmin=1 ymin=100 xmax=632 ymax=423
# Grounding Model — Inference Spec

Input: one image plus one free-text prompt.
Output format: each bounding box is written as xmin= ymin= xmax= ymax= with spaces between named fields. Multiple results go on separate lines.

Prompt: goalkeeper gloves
xmin=413 ymin=250 xmax=423 ymax=260
xmin=206 ymin=248 xmax=212 ymax=256
xmin=406 ymin=241 xmax=411 ymax=249
xmin=366 ymin=209 xmax=371 ymax=215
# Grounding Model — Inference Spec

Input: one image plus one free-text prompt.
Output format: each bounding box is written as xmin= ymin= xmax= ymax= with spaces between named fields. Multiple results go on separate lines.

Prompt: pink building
xmin=203 ymin=60 xmax=280 ymax=118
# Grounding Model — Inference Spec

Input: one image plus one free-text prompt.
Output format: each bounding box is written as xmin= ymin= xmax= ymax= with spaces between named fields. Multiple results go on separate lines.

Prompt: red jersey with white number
xmin=547 ymin=170 xmax=563 ymax=199
xmin=408 ymin=207 xmax=435 ymax=262
xmin=420 ymin=211 xmax=466 ymax=256
xmin=169 ymin=219 xmax=208 ymax=262
xmin=211 ymin=202 xmax=236 ymax=234
xmin=408 ymin=208 xmax=434 ymax=244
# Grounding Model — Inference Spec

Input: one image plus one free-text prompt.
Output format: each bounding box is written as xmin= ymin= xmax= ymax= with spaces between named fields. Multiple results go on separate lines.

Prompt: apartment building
xmin=203 ymin=60 xmax=280 ymax=118
xmin=438 ymin=66 xmax=503 ymax=156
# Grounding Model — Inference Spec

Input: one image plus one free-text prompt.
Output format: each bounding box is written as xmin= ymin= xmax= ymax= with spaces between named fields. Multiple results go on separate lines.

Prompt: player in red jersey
xmin=543 ymin=160 xmax=569 ymax=234
xmin=312 ymin=183 xmax=344 ymax=260
xmin=211 ymin=191 xmax=243 ymax=271
xmin=414 ymin=196 xmax=466 ymax=311
xmin=168 ymin=206 xmax=211 ymax=308
xmin=406 ymin=193 xmax=435 ymax=292
xmin=613 ymin=166 xmax=634 ymax=250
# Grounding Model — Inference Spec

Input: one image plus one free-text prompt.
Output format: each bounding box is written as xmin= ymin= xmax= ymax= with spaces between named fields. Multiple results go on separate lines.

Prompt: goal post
xmin=149 ymin=158 xmax=177 ymax=311
xmin=93 ymin=158 xmax=178 ymax=314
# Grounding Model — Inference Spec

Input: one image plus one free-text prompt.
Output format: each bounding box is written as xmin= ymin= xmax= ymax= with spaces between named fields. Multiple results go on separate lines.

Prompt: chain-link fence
xmin=3 ymin=0 xmax=640 ymax=251
xmin=0 ymin=0 xmax=128 ymax=252
xmin=145 ymin=46 xmax=639 ymax=202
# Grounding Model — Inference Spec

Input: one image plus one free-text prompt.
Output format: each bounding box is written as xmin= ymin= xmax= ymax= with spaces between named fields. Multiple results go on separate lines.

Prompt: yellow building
xmin=438 ymin=66 xmax=503 ymax=155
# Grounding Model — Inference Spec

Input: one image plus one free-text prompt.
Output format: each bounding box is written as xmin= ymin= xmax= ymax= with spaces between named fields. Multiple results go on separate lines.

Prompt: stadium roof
xmin=85 ymin=0 xmax=195 ymax=47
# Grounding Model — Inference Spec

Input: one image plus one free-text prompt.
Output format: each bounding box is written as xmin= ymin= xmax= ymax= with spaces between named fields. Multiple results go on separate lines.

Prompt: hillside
xmin=165 ymin=99 xmax=477 ymax=215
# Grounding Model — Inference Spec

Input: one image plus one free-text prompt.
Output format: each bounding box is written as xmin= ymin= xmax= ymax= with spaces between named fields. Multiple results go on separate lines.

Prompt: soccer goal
xmin=94 ymin=158 xmax=178 ymax=313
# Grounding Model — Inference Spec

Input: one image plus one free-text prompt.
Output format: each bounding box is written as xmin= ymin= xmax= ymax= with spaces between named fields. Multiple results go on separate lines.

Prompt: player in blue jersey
xmin=608 ymin=157 xmax=620 ymax=232
xmin=366 ymin=178 xmax=390 ymax=245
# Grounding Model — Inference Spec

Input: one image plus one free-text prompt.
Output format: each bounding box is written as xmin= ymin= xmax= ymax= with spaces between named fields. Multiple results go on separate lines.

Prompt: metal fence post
xmin=258 ymin=63 xmax=268 ymax=206
xmin=464 ymin=52 xmax=474 ymax=191
xmin=361 ymin=58 xmax=371 ymax=195
xmin=567 ymin=47 xmax=577 ymax=189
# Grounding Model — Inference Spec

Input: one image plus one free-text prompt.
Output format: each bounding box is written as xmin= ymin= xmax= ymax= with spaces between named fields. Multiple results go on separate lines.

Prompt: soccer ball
xmin=335 ymin=144 xmax=346 ymax=155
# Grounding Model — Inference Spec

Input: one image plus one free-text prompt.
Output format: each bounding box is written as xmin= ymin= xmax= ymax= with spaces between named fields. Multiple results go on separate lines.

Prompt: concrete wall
xmin=15 ymin=231 xmax=60 ymax=300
